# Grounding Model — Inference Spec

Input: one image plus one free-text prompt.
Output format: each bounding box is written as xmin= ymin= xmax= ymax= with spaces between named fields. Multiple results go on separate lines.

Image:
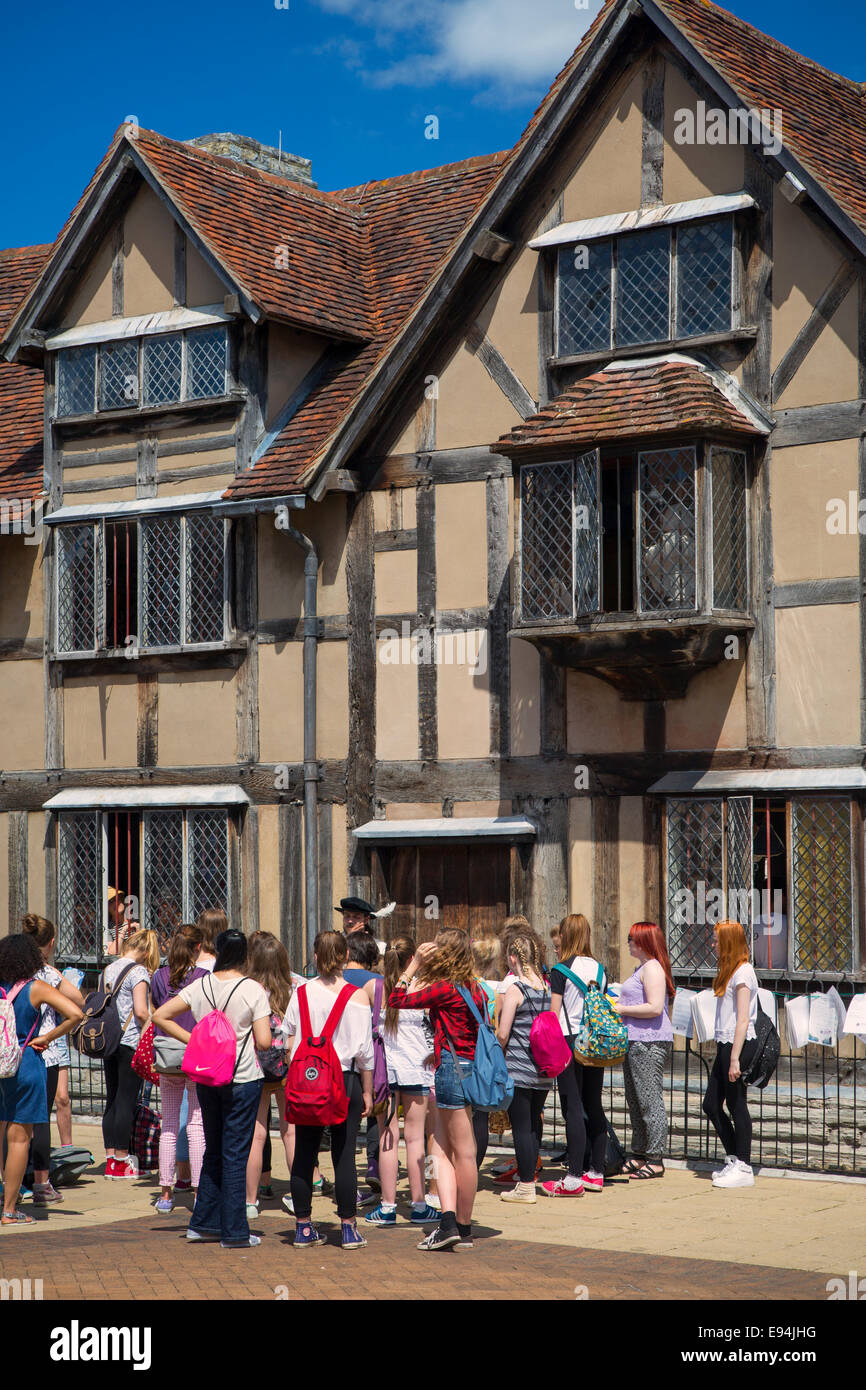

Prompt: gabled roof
xmin=226 ymin=152 xmax=508 ymax=498
xmin=0 ymin=246 xmax=50 ymax=502
xmin=649 ymin=0 xmax=866 ymax=247
xmin=494 ymin=355 xmax=768 ymax=457
xmin=4 ymin=0 xmax=866 ymax=503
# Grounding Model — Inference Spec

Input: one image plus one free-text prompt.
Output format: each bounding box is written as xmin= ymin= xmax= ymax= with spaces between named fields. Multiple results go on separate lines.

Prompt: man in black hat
xmin=335 ymin=896 xmax=377 ymax=936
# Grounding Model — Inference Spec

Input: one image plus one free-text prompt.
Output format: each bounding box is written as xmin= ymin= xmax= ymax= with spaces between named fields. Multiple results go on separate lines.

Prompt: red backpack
xmin=286 ymin=984 xmax=355 ymax=1126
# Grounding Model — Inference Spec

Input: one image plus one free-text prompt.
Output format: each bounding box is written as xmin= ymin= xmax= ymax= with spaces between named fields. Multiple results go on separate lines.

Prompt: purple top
xmin=619 ymin=965 xmax=673 ymax=1043
xmin=151 ymin=965 xmax=209 ymax=1036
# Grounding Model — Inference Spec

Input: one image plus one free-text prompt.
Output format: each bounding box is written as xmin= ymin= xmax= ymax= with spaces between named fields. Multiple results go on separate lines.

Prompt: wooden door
xmin=374 ymin=842 xmax=511 ymax=943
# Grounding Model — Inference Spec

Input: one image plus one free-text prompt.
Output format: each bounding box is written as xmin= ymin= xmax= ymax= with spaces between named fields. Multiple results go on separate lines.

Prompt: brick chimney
xmin=185 ymin=133 xmax=315 ymax=187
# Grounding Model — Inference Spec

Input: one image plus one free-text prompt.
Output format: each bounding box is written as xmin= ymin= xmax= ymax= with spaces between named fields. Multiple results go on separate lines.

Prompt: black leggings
xmin=31 ymin=1065 xmax=60 ymax=1172
xmin=557 ymin=1058 xmax=607 ymax=1177
xmin=508 ymin=1086 xmax=546 ymax=1182
xmin=291 ymin=1072 xmax=362 ymax=1221
xmin=102 ymin=1046 xmax=142 ymax=1153
xmin=702 ymin=1043 xmax=752 ymax=1164
xmin=472 ymin=1109 xmax=489 ymax=1170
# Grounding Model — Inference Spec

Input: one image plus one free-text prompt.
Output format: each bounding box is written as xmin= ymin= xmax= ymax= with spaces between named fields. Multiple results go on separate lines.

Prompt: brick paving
xmin=0 ymin=1212 xmax=829 ymax=1302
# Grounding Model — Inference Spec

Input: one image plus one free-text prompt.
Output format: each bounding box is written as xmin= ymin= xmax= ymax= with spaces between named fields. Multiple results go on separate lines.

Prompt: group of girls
xmin=0 ymin=903 xmax=759 ymax=1240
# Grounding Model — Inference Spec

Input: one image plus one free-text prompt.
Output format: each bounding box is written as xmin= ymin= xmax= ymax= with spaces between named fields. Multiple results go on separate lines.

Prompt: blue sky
xmin=3 ymin=0 xmax=865 ymax=249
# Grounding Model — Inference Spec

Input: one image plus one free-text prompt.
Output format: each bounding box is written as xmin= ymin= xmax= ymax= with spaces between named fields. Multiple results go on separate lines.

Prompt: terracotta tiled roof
xmin=653 ymin=0 xmax=866 ymax=242
xmin=226 ymin=153 xmax=508 ymax=498
xmin=494 ymin=357 xmax=764 ymax=456
xmin=0 ymin=246 xmax=50 ymax=502
xmin=134 ymin=130 xmax=375 ymax=342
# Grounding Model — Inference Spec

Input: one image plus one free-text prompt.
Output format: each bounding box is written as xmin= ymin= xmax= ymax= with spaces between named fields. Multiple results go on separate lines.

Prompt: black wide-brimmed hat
xmin=334 ymin=896 xmax=375 ymax=916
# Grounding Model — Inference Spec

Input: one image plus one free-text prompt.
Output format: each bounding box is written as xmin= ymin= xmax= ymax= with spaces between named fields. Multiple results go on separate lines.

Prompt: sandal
xmin=1 ymin=1210 xmax=36 ymax=1226
xmin=622 ymin=1157 xmax=647 ymax=1176
xmin=631 ymin=1163 xmax=665 ymax=1179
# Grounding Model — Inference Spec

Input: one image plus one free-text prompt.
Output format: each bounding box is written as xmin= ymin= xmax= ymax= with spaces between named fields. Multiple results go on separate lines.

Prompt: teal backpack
xmin=554 ymin=962 xmax=628 ymax=1067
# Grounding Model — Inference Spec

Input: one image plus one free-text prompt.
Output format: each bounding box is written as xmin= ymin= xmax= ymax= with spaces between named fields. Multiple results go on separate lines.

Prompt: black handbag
xmin=740 ymin=999 xmax=780 ymax=1089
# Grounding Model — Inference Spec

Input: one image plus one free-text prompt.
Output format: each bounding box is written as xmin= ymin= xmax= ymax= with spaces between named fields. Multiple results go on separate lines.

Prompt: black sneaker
xmin=417 ymin=1224 xmax=460 ymax=1251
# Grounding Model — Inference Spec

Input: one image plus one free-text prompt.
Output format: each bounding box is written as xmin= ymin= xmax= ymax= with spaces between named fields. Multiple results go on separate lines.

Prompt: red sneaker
xmin=540 ymin=1179 xmax=584 ymax=1198
xmin=582 ymin=1172 xmax=604 ymax=1193
xmin=105 ymin=1158 xmax=118 ymax=1179
xmin=493 ymin=1157 xmax=542 ymax=1185
xmin=113 ymin=1158 xmax=140 ymax=1180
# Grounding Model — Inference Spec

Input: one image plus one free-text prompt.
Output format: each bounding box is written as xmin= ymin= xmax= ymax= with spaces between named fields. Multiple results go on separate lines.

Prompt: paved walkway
xmin=0 ymin=1123 xmax=861 ymax=1300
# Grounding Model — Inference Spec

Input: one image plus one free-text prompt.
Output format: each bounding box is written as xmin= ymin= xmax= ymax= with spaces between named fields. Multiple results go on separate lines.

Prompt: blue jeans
xmin=191 ymin=1080 xmax=263 ymax=1244
xmin=434 ymin=1047 xmax=471 ymax=1110
xmin=176 ymin=1087 xmax=190 ymax=1164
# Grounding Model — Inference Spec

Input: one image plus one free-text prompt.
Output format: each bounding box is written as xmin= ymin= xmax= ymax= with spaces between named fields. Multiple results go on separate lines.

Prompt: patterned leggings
xmin=159 ymin=1076 xmax=206 ymax=1188
xmin=622 ymin=1041 xmax=671 ymax=1161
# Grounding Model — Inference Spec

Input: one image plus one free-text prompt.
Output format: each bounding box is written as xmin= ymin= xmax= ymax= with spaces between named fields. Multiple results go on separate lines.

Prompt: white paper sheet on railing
xmin=808 ymin=992 xmax=837 ymax=1047
xmin=784 ymin=995 xmax=810 ymax=1050
xmin=690 ymin=989 xmax=717 ymax=1043
xmin=842 ymin=994 xmax=866 ymax=1042
xmin=671 ymin=988 xmax=697 ymax=1038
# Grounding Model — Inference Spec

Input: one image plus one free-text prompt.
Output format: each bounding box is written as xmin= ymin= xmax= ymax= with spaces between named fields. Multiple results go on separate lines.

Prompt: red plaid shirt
xmin=387 ymin=980 xmax=487 ymax=1068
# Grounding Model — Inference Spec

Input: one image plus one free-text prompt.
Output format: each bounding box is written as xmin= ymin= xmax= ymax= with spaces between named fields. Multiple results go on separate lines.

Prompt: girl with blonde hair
xmin=701 ymin=920 xmax=759 ymax=1189
xmin=387 ymin=928 xmax=488 ymax=1251
xmin=543 ymin=914 xmax=609 ymax=1198
xmin=102 ymin=928 xmax=160 ymax=1180
xmin=364 ymin=936 xmax=438 ymax=1227
xmin=496 ymin=933 xmax=553 ymax=1203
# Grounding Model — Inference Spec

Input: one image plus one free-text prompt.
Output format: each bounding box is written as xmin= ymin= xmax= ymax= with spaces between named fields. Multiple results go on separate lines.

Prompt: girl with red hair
xmin=616 ymin=923 xmax=675 ymax=1179
xmin=701 ymin=920 xmax=759 ymax=1189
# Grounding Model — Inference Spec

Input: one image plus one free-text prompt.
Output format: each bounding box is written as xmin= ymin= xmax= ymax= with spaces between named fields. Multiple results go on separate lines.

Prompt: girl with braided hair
xmin=495 ymin=934 xmax=553 ymax=1203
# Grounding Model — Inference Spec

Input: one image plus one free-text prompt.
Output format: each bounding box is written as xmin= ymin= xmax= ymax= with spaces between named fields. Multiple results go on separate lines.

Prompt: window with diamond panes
xmin=56 ymin=808 xmax=231 ymax=963
xmin=638 ymin=447 xmax=696 ymax=611
xmin=57 ymin=347 xmax=97 ymax=417
xmin=143 ymin=333 xmax=182 ymax=407
xmin=188 ymin=810 xmax=230 ymax=920
xmin=791 ymin=798 xmax=853 ymax=973
xmin=520 ymin=462 xmax=575 ymax=620
xmin=616 ymin=228 xmax=670 ymax=347
xmin=57 ymin=812 xmax=102 ymax=962
xmin=99 ymin=340 xmax=139 ymax=411
xmin=555 ymin=215 xmax=736 ymax=358
xmin=666 ymin=798 xmax=724 ymax=971
xmin=557 ymin=242 xmax=612 ymax=356
xmin=143 ymin=811 xmax=185 ymax=937
xmin=712 ymin=447 xmax=748 ymax=610
xmin=186 ymin=327 xmax=227 ymax=400
xmin=676 ymin=219 xmax=733 ymax=338
xmin=186 ymin=515 xmax=226 ymax=644
xmin=140 ymin=515 xmax=183 ymax=648
xmin=57 ymin=524 xmax=97 ymax=653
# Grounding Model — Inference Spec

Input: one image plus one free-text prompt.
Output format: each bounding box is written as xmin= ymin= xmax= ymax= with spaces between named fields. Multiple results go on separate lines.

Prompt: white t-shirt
xmin=714 ymin=962 xmax=758 ymax=1044
xmin=282 ymin=979 xmax=374 ymax=1074
xmin=179 ymin=974 xmax=271 ymax=1084
xmin=550 ymin=956 xmax=607 ymax=1037
xmin=382 ymin=1009 xmax=434 ymax=1089
xmin=104 ymin=958 xmax=151 ymax=1049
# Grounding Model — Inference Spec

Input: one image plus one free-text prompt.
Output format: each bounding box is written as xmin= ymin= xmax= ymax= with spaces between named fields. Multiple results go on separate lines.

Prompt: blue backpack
xmin=442 ymin=985 xmax=514 ymax=1113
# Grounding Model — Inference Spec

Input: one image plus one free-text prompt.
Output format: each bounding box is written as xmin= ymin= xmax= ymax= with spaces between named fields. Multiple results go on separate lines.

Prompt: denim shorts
xmin=434 ymin=1048 xmax=472 ymax=1110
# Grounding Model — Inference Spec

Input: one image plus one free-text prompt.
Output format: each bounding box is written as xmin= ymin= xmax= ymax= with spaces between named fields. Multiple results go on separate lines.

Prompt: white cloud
xmin=313 ymin=0 xmax=603 ymax=97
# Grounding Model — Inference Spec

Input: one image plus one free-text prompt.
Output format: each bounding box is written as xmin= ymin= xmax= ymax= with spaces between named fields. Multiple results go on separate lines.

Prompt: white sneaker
xmin=501 ymin=1182 xmax=536 ymax=1204
xmin=712 ymin=1160 xmax=754 ymax=1189
xmin=711 ymin=1155 xmax=737 ymax=1179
